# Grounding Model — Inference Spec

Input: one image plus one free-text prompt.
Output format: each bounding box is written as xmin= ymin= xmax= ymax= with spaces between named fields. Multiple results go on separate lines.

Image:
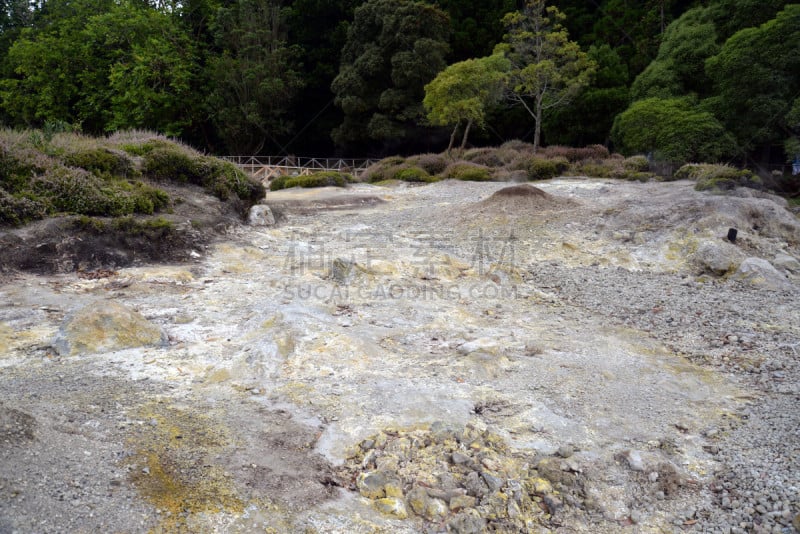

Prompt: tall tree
xmin=704 ymin=5 xmax=800 ymax=156
xmin=205 ymin=0 xmax=303 ymax=154
xmin=86 ymin=6 xmax=200 ymax=137
xmin=543 ymin=44 xmax=629 ymax=146
xmin=432 ymin=0 xmax=518 ymax=61
xmin=497 ymin=0 xmax=595 ymax=152
xmin=330 ymin=0 xmax=450 ymax=151
xmin=285 ymin=0 xmax=360 ymax=154
xmin=424 ymin=53 xmax=509 ymax=155
xmin=611 ymin=96 xmax=735 ymax=163
xmin=629 ymin=7 xmax=718 ymax=100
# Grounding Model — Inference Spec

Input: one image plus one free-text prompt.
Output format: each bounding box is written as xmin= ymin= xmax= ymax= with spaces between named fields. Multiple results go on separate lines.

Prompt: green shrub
xmin=141 ymin=146 xmax=199 ymax=183
xmin=673 ymin=163 xmax=761 ymax=191
xmin=362 ymin=156 xmax=407 ymax=183
xmin=64 ymin=148 xmax=137 ymax=178
xmin=500 ymin=139 xmax=534 ymax=153
xmin=462 ymin=148 xmax=504 ymax=167
xmin=526 ymin=157 xmax=569 ymax=180
xmin=271 ymin=171 xmax=350 ymax=190
xmin=130 ymin=182 xmax=170 ymax=214
xmin=394 ymin=165 xmax=437 ymax=183
xmin=270 ymin=175 xmax=289 ymax=191
xmin=32 ymin=167 xmax=112 ymax=215
xmin=111 ymin=216 xmax=176 ymax=239
xmin=442 ymin=162 xmax=494 ymax=181
xmin=405 ymin=153 xmax=447 ymax=175
xmin=623 ymin=155 xmax=650 ymax=172
xmin=0 ymin=189 xmax=47 ymax=226
xmin=541 ymin=144 xmax=610 ymax=162
xmin=611 ymin=169 xmax=654 ymax=182
xmin=568 ymin=161 xmax=615 ymax=178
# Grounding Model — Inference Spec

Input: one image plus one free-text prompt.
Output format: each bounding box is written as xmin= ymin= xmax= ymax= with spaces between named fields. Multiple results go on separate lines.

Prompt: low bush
xmin=111 ymin=215 xmax=176 ymax=239
xmin=0 ymin=128 xmax=263 ymax=227
xmin=0 ymin=189 xmax=47 ymax=226
xmin=362 ymin=156 xmax=407 ymax=183
xmin=394 ymin=165 xmax=437 ymax=183
xmin=442 ymin=162 xmax=494 ymax=181
xmin=623 ymin=155 xmax=650 ymax=172
xmin=271 ymin=171 xmax=351 ymax=191
xmin=541 ymin=144 xmax=610 ymax=162
xmin=64 ymin=148 xmax=137 ymax=178
xmin=526 ymin=157 xmax=569 ymax=180
xmin=500 ymin=139 xmax=534 ymax=153
xmin=406 ymin=153 xmax=448 ymax=175
xmin=673 ymin=163 xmax=761 ymax=191
xmin=462 ymin=148 xmax=504 ymax=167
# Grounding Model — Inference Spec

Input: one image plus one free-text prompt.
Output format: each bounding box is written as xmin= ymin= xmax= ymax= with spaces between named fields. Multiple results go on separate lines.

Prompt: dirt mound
xmin=491 ymin=184 xmax=551 ymax=198
xmin=476 ymin=183 xmax=577 ymax=213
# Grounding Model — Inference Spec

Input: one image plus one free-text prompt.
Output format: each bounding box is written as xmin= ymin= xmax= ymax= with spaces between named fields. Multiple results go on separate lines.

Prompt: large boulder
xmin=731 ymin=257 xmax=792 ymax=291
xmin=53 ymin=301 xmax=166 ymax=356
xmin=247 ymin=204 xmax=276 ymax=226
xmin=692 ymin=240 xmax=744 ymax=276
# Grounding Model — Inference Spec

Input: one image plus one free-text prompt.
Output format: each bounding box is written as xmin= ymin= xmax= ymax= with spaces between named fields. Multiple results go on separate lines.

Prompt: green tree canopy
xmin=330 ymin=0 xmax=450 ymax=150
xmin=704 ymin=5 xmax=800 ymax=153
xmin=630 ymin=7 xmax=718 ymax=100
xmin=0 ymin=0 xmax=200 ymax=135
xmin=543 ymin=44 xmax=629 ymax=146
xmin=497 ymin=0 xmax=596 ymax=152
xmin=205 ymin=0 xmax=304 ymax=155
xmin=424 ymin=53 xmax=509 ymax=155
xmin=612 ymin=96 xmax=735 ymax=163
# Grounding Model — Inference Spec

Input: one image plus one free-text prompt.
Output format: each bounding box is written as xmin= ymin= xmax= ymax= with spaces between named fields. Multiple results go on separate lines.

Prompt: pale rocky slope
xmin=1 ymin=178 xmax=798 ymax=533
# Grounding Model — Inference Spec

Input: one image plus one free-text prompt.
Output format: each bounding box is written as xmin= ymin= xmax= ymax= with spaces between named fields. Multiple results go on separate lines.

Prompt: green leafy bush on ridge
xmin=270 ymin=171 xmax=352 ymax=191
xmin=0 ymin=129 xmax=264 ymax=227
xmin=674 ymin=163 xmax=762 ymax=191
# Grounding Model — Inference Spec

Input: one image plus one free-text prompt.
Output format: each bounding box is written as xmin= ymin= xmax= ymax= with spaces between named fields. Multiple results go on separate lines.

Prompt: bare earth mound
xmin=476 ymin=183 xmax=578 ymax=213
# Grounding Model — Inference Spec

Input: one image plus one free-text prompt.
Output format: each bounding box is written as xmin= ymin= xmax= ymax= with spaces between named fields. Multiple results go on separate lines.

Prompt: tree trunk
xmin=459 ymin=119 xmax=473 ymax=155
xmin=446 ymin=124 xmax=460 ymax=159
xmin=533 ymin=95 xmax=544 ymax=154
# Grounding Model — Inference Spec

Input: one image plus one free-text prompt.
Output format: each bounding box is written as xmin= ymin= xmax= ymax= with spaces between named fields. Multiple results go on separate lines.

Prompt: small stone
xmin=481 ymin=472 xmax=503 ymax=492
xmin=543 ymin=494 xmax=563 ymax=513
xmin=630 ymin=510 xmax=644 ymax=524
xmin=464 ymin=471 xmax=489 ymax=498
xmin=448 ymin=509 xmax=487 ymax=534
xmin=247 ymin=204 xmax=275 ymax=226
xmin=793 ymin=513 xmax=800 ymax=531
xmin=449 ymin=494 xmax=477 ymax=511
xmin=623 ymin=450 xmax=645 ymax=471
xmin=374 ymin=497 xmax=408 ymax=519
xmin=531 ymin=477 xmax=553 ymax=494
xmin=451 ymin=451 xmax=471 ymax=465
xmin=648 ymin=472 xmax=659 ymax=483
xmin=357 ymin=471 xmax=400 ymax=500
xmin=557 ymin=445 xmax=574 ymax=458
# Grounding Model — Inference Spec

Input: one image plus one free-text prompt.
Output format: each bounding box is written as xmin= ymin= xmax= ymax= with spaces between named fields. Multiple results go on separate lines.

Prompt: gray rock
xmin=623 ymin=449 xmax=645 ymax=471
xmin=448 ymin=509 xmax=487 ymax=534
xmin=329 ymin=257 xmax=356 ymax=284
xmin=247 ymin=204 xmax=275 ymax=226
xmin=773 ymin=253 xmax=800 ymax=274
xmin=464 ymin=471 xmax=489 ymax=498
xmin=692 ymin=241 xmax=743 ymax=276
xmin=481 ymin=472 xmax=503 ymax=492
xmin=53 ymin=301 xmax=166 ymax=356
xmin=732 ymin=258 xmax=791 ymax=290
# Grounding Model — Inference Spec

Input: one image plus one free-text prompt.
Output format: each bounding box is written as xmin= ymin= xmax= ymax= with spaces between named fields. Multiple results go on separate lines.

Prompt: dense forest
xmin=0 ymin=0 xmax=797 ymax=172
